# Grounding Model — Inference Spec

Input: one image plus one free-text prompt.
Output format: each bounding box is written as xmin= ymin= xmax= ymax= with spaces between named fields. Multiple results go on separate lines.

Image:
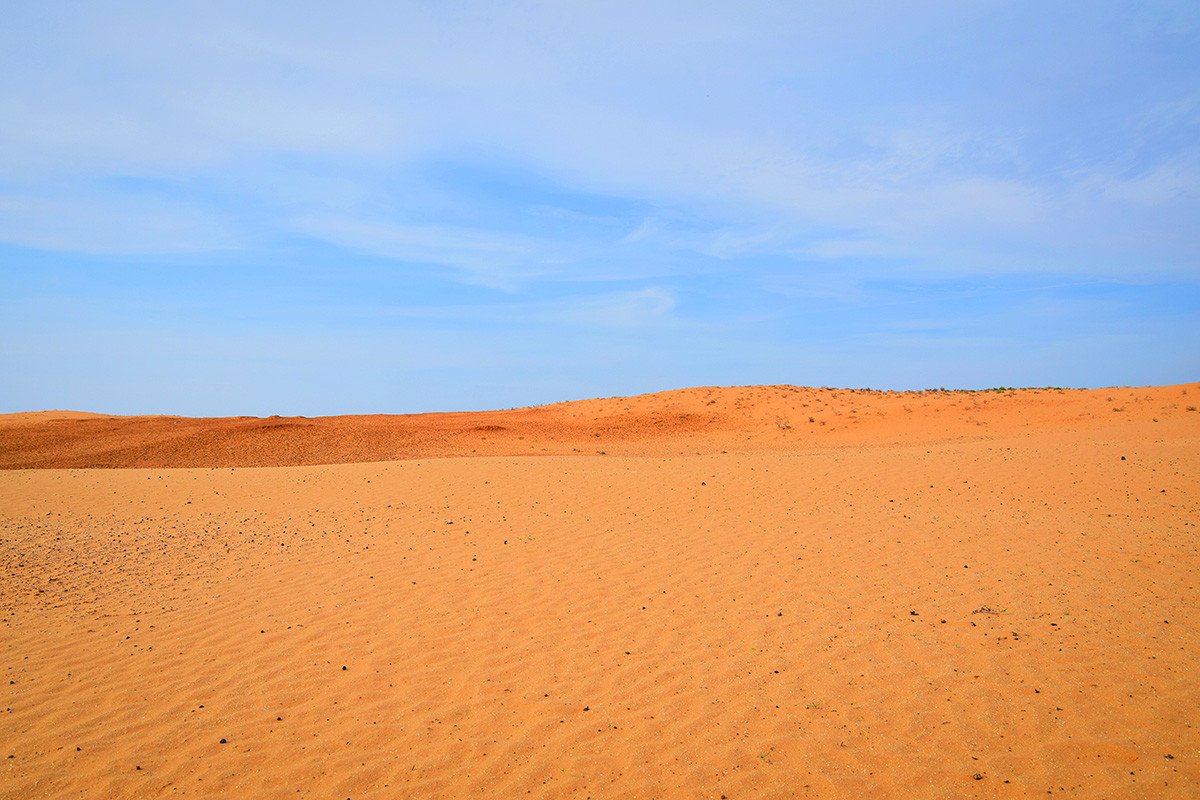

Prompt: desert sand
xmin=1 ymin=384 xmax=1198 ymax=798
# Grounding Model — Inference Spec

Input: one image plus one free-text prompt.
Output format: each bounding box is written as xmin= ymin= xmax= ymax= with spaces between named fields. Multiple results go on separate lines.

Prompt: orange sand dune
xmin=2 ymin=383 xmax=1198 ymax=468
xmin=1 ymin=384 xmax=1198 ymax=798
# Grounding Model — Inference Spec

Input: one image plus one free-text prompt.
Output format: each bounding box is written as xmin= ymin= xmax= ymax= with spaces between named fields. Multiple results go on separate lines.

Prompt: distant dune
xmin=2 ymin=384 xmax=1197 ymax=798
xmin=3 ymin=383 xmax=1197 ymax=468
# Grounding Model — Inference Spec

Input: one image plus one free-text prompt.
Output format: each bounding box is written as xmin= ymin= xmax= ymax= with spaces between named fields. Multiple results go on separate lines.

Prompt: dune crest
xmin=2 ymin=383 xmax=1196 ymax=468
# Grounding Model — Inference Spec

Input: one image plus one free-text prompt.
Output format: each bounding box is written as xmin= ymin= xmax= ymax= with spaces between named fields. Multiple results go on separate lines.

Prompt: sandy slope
xmin=1 ymin=384 xmax=1198 ymax=798
xmin=5 ymin=384 xmax=1195 ymax=469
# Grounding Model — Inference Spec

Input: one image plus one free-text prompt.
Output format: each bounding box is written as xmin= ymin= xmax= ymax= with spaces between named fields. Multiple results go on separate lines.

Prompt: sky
xmin=2 ymin=0 xmax=1198 ymax=416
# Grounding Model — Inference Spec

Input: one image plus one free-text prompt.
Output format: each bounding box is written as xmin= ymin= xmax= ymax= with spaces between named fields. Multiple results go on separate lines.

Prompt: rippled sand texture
xmin=2 ymin=384 xmax=1198 ymax=798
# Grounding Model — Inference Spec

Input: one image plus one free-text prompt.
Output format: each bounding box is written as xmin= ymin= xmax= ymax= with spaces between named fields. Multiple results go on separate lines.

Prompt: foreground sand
xmin=2 ymin=384 xmax=1198 ymax=798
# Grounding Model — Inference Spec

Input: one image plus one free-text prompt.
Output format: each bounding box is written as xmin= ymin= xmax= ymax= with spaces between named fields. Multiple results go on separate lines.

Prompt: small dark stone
xmin=973 ymin=773 xmax=983 ymax=780
xmin=1121 ymin=456 xmax=1126 ymax=460
xmin=136 ymin=766 xmax=141 ymax=771
xmin=342 ymin=666 xmax=347 ymax=670
xmin=910 ymin=610 xmax=919 ymax=616
xmin=1166 ymin=754 xmax=1175 ymax=759
xmin=584 ymin=706 xmax=589 ymax=711
xmin=220 ymin=739 xmax=227 ymax=744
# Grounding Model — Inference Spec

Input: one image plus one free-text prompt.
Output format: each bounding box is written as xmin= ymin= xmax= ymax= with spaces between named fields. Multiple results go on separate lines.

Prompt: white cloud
xmin=0 ymin=192 xmax=243 ymax=254
xmin=293 ymin=217 xmax=571 ymax=288
xmin=331 ymin=287 xmax=681 ymax=331
xmin=0 ymin=0 xmax=1196 ymax=282
xmin=548 ymin=288 xmax=678 ymax=328
xmin=804 ymin=238 xmax=904 ymax=261
xmin=1085 ymin=155 xmax=1200 ymax=206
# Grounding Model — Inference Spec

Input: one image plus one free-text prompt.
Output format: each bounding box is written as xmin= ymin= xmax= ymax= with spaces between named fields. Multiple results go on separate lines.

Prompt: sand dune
xmin=2 ymin=384 xmax=1198 ymax=798
xmin=3 ymin=384 xmax=1197 ymax=468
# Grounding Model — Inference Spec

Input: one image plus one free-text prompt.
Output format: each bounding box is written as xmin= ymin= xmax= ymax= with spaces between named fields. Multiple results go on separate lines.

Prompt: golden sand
xmin=2 ymin=384 xmax=1197 ymax=798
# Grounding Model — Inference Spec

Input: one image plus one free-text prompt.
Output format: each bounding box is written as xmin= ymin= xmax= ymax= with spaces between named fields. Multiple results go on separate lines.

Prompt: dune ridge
xmin=2 ymin=383 xmax=1197 ymax=469
xmin=2 ymin=383 xmax=1198 ymax=798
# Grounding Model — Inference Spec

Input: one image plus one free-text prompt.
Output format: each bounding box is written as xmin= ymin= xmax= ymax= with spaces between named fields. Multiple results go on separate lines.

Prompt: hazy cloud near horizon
xmin=2 ymin=1 xmax=1197 ymax=414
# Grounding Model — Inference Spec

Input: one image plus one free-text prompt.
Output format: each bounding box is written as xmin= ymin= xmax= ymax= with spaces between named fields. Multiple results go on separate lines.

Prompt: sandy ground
xmin=1 ymin=384 xmax=1198 ymax=798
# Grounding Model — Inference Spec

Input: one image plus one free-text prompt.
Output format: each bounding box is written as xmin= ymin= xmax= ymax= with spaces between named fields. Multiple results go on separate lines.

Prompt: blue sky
xmin=2 ymin=1 xmax=1198 ymax=415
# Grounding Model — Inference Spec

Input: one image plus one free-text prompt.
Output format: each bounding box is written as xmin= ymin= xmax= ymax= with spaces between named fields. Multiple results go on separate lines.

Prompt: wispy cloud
xmin=1 ymin=1 xmax=1197 ymax=412
xmin=537 ymin=288 xmax=678 ymax=328
xmin=293 ymin=217 xmax=569 ymax=289
xmin=2 ymin=1 xmax=1195 ymax=279
xmin=0 ymin=192 xmax=243 ymax=254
